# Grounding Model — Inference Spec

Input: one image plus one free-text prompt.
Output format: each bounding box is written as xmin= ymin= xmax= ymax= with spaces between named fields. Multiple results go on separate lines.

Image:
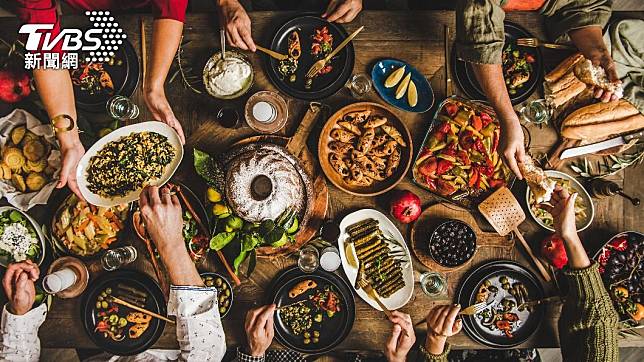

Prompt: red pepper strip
xmin=492 ymin=128 xmax=500 ymax=153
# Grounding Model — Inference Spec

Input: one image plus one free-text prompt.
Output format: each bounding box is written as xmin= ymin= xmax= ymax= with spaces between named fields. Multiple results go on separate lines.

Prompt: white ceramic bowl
xmin=0 ymin=206 xmax=46 ymax=267
xmin=76 ymin=121 xmax=183 ymax=207
xmin=525 ymin=170 xmax=594 ymax=232
xmin=203 ymin=50 xmax=254 ymax=100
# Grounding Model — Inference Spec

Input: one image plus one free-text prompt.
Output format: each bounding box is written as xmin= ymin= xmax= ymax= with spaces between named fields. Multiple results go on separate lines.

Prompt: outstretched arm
xmin=144 ymin=19 xmax=186 ymax=144
xmin=139 ymin=186 xmax=225 ymax=361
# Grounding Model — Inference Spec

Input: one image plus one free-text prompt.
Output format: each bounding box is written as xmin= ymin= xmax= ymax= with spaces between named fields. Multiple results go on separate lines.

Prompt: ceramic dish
xmin=76 ymin=121 xmax=183 ymax=207
xmin=203 ymin=50 xmax=254 ymax=100
xmin=525 ymin=170 xmax=594 ymax=232
xmin=264 ymin=15 xmax=355 ymax=100
xmin=0 ymin=206 xmax=45 ymax=267
xmin=200 ymin=272 xmax=233 ymax=318
xmin=318 ymin=102 xmax=412 ymax=196
xmin=270 ymin=267 xmax=355 ymax=354
xmin=452 ymin=22 xmax=542 ymax=105
xmin=338 ymin=209 xmax=414 ymax=310
xmin=371 ymin=59 xmax=434 ymax=113
xmin=428 ymin=219 xmax=477 ymax=267
xmin=456 ymin=260 xmax=545 ymax=348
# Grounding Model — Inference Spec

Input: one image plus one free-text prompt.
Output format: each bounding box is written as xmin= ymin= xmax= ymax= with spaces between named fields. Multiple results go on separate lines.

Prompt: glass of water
xmin=106 ymin=95 xmax=140 ymax=120
xmin=297 ymin=245 xmax=320 ymax=273
xmin=101 ymin=246 xmax=138 ymax=271
xmin=419 ymin=271 xmax=447 ymax=297
xmin=519 ymin=99 xmax=551 ymax=125
xmin=346 ymin=73 xmax=372 ymax=99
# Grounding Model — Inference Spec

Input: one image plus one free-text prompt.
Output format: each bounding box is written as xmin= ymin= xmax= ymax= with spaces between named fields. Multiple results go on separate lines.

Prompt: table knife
xmin=444 ymin=25 xmax=453 ymax=97
xmin=560 ymin=130 xmax=643 ymax=160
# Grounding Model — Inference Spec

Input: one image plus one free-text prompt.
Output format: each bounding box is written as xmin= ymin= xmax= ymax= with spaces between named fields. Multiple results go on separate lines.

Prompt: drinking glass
xmin=297 ymin=245 xmax=320 ymax=273
xmin=519 ymin=99 xmax=551 ymax=125
xmin=419 ymin=271 xmax=447 ymax=297
xmin=106 ymin=95 xmax=140 ymax=120
xmin=101 ymin=246 xmax=138 ymax=271
xmin=346 ymin=73 xmax=372 ymax=99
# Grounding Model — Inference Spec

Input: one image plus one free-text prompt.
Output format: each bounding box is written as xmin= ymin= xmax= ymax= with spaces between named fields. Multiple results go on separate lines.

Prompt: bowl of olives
xmin=200 ymin=272 xmax=233 ymax=318
xmin=594 ymin=231 xmax=644 ymax=323
xmin=428 ymin=219 xmax=477 ymax=268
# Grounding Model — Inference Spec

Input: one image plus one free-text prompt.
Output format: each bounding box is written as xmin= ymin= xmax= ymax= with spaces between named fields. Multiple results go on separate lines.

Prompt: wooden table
xmin=0 ymin=10 xmax=642 ymax=353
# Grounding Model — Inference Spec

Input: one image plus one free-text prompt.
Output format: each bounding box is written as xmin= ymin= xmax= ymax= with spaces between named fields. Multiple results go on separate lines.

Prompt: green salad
xmin=0 ymin=210 xmax=40 ymax=263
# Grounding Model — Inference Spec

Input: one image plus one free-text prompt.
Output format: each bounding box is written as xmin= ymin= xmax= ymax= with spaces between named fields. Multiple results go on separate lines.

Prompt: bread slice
xmin=519 ymin=157 xmax=556 ymax=204
xmin=574 ymin=59 xmax=624 ymax=98
xmin=545 ymin=53 xmax=584 ymax=83
xmin=545 ymin=72 xmax=587 ymax=109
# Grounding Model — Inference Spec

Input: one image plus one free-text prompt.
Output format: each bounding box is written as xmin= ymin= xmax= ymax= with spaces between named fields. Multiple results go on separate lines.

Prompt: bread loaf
xmin=561 ymin=100 xmax=643 ymax=140
xmin=545 ymin=72 xmax=587 ymax=108
xmin=574 ymin=59 xmax=624 ymax=98
xmin=544 ymin=53 xmax=584 ymax=83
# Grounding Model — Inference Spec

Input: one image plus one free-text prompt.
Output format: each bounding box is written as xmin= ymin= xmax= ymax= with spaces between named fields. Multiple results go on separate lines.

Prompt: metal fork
xmin=306 ymin=26 xmax=364 ymax=79
xmin=516 ymin=38 xmax=574 ymax=50
xmin=414 ymin=302 xmax=489 ymax=326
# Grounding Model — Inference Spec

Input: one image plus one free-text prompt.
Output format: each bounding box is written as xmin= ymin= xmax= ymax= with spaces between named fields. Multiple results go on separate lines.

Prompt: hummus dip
xmin=205 ymin=54 xmax=252 ymax=97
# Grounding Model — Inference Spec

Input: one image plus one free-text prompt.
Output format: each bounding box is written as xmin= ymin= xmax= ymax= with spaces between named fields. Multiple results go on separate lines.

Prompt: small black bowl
xmin=428 ymin=220 xmax=477 ymax=268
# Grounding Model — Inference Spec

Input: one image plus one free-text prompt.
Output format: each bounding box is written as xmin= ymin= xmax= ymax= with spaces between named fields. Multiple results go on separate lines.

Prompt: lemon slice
xmin=407 ymin=79 xmax=418 ymax=107
xmin=384 ymin=65 xmax=405 ymax=88
xmin=395 ymin=72 xmax=411 ymax=99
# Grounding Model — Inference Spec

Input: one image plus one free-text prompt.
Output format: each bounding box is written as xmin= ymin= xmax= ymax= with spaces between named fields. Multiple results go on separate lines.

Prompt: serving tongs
xmin=132 ymin=211 xmax=169 ymax=298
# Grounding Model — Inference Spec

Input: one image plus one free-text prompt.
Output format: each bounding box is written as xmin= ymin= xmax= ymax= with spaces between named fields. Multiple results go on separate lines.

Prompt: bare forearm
xmin=145 ymin=19 xmax=183 ymax=93
xmin=569 ymin=26 xmax=609 ymax=62
xmin=562 ymin=233 xmax=591 ymax=270
xmin=158 ymin=242 xmax=203 ymax=286
xmin=33 ymin=68 xmax=80 ymax=148
xmin=470 ymin=63 xmax=519 ymax=126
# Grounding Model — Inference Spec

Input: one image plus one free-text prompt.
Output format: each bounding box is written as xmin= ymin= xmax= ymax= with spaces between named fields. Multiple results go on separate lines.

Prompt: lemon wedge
xmin=385 ymin=65 xmax=406 ymax=88
xmin=407 ymin=79 xmax=418 ymax=107
xmin=395 ymin=72 xmax=411 ymax=99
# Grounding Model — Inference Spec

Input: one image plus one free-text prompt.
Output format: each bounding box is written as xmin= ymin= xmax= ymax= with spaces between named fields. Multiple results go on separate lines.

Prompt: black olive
xmin=617 ymin=253 xmax=627 ymax=262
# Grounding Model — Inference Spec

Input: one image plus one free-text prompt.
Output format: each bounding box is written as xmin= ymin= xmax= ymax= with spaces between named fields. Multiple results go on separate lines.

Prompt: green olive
xmin=224 ymin=289 xmax=231 ymax=297
xmin=219 ymin=307 xmax=226 ymax=314
xmin=303 ymin=338 xmax=311 ymax=345
xmin=101 ymin=301 xmax=109 ymax=309
xmin=224 ymin=300 xmax=230 ymax=308
xmin=313 ymin=331 xmax=320 ymax=338
xmin=206 ymin=280 xmax=214 ymax=287
xmin=105 ymin=288 xmax=112 ymax=294
xmin=96 ymin=301 xmax=102 ymax=309
xmin=312 ymin=337 xmax=319 ymax=343
xmin=303 ymin=332 xmax=311 ymax=338
xmin=215 ymin=278 xmax=223 ymax=287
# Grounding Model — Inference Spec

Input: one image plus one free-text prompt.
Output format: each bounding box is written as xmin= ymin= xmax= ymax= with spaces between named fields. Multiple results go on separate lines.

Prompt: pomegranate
xmin=541 ymin=234 xmax=568 ymax=269
xmin=390 ymin=190 xmax=422 ymax=224
xmin=0 ymin=69 xmax=31 ymax=103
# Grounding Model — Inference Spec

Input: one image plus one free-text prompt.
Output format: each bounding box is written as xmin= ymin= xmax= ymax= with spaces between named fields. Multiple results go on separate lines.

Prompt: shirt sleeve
xmin=413 ymin=343 xmax=450 ymax=362
xmin=0 ymin=303 xmax=47 ymax=362
xmin=234 ymin=347 xmax=266 ymax=362
xmin=150 ymin=0 xmax=189 ymax=22
xmin=455 ymin=0 xmax=506 ymax=64
xmin=167 ymin=285 xmax=226 ymax=362
xmin=11 ymin=0 xmax=62 ymax=54
xmin=541 ymin=0 xmax=612 ymax=43
xmin=558 ymin=262 xmax=619 ymax=362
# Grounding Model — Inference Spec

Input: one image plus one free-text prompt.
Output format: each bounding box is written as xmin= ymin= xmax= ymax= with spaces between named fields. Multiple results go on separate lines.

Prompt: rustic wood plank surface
xmin=0 ymin=10 xmax=642 ymax=352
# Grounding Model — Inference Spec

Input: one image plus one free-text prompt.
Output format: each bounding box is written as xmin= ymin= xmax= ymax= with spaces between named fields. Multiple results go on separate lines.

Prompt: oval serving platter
xmin=76 ymin=121 xmax=184 ymax=207
xmin=338 ymin=208 xmax=414 ymax=310
xmin=371 ymin=59 xmax=434 ymax=113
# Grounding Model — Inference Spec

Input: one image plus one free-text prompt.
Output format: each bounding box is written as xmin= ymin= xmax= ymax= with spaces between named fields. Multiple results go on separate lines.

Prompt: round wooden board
xmin=317 ymin=102 xmax=413 ymax=196
xmin=411 ymin=203 xmax=514 ymax=273
xmin=231 ymin=135 xmax=328 ymax=258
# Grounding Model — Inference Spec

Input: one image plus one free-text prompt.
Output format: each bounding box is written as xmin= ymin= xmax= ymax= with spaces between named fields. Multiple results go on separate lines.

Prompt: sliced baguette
xmin=544 ymin=53 xmax=584 ymax=83
xmin=561 ymin=99 xmax=638 ymax=128
xmin=545 ymin=72 xmax=587 ymax=109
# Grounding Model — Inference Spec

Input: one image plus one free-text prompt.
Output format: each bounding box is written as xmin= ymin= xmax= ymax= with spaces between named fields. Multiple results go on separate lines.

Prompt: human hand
xmin=57 ymin=140 xmax=85 ymax=200
xmin=500 ymin=118 xmax=526 ymax=179
xmin=540 ymin=185 xmax=578 ymax=239
xmin=144 ymin=89 xmax=185 ymax=144
xmin=323 ymin=0 xmax=363 ymax=23
xmin=218 ymin=0 xmax=256 ymax=51
xmin=424 ymin=305 xmax=462 ymax=355
xmin=244 ymin=304 xmax=275 ymax=357
xmin=588 ymin=50 xmax=621 ymax=102
xmin=139 ymin=186 xmax=184 ymax=255
xmin=384 ymin=311 xmax=416 ymax=362
xmin=2 ymin=261 xmax=39 ymax=315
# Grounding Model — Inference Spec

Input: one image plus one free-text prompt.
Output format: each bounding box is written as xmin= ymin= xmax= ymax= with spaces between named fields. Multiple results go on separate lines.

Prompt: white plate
xmin=0 ymin=206 xmax=46 ymax=267
xmin=338 ymin=209 xmax=414 ymax=310
xmin=76 ymin=121 xmax=183 ymax=207
xmin=525 ymin=170 xmax=594 ymax=232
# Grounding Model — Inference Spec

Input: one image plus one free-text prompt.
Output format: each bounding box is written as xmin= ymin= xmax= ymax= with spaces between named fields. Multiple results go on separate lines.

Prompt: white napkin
xmin=0 ymin=109 xmax=61 ymax=211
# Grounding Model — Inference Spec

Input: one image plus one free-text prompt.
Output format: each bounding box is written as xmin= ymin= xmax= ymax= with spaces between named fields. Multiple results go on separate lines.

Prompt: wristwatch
xmin=51 ymin=114 xmax=75 ymax=134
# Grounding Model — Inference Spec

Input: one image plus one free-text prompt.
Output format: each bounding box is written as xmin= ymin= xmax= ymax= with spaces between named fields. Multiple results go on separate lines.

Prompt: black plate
xmin=456 ymin=260 xmax=544 ymax=348
xmin=270 ymin=267 xmax=355 ymax=354
xmin=81 ymin=270 xmax=166 ymax=355
xmin=73 ymin=38 xmax=139 ymax=112
xmin=264 ymin=15 xmax=355 ymax=100
xmin=452 ymin=22 xmax=542 ymax=105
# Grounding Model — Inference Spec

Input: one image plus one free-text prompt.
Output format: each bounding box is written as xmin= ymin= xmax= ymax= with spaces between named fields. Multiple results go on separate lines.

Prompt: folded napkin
xmin=0 ymin=109 xmax=61 ymax=211
xmin=604 ymin=19 xmax=644 ymax=114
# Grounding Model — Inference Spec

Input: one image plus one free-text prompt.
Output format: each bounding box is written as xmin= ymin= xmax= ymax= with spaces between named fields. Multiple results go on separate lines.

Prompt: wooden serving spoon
xmin=132 ymin=210 xmax=169 ymax=297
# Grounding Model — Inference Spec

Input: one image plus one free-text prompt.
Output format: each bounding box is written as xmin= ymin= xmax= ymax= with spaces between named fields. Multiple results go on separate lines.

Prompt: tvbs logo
xmin=19 ymin=10 xmax=126 ymax=63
